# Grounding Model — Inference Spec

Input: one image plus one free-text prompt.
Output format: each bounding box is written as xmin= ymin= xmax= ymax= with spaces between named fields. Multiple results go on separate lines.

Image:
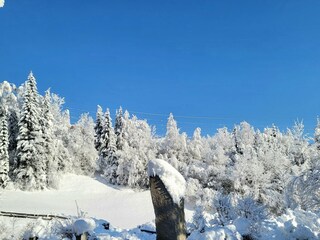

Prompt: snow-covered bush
xmin=190 ymin=192 xmax=268 ymax=239
xmin=286 ymin=165 xmax=320 ymax=212
xmin=260 ymin=209 xmax=320 ymax=239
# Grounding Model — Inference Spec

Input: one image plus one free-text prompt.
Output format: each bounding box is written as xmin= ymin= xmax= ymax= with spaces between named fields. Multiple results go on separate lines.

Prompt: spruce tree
xmin=94 ymin=105 xmax=104 ymax=154
xmin=0 ymin=108 xmax=10 ymax=187
xmin=101 ymin=108 xmax=118 ymax=184
xmin=42 ymin=89 xmax=57 ymax=187
xmin=115 ymin=107 xmax=124 ymax=150
xmin=8 ymin=109 xmax=18 ymax=169
xmin=107 ymin=125 xmax=118 ymax=183
xmin=100 ymin=108 xmax=112 ymax=158
xmin=315 ymin=117 xmax=320 ymax=150
xmin=162 ymin=113 xmax=187 ymax=162
xmin=14 ymin=72 xmax=47 ymax=190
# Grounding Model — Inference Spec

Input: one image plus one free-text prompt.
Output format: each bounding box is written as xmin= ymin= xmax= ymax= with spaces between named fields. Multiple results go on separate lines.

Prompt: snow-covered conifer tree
xmin=189 ymin=127 xmax=203 ymax=161
xmin=116 ymin=112 xmax=155 ymax=188
xmin=41 ymin=89 xmax=58 ymax=188
xmin=315 ymin=117 xmax=320 ymax=150
xmin=0 ymin=108 xmax=10 ymax=187
xmin=14 ymin=72 xmax=47 ymax=190
xmin=0 ymin=81 xmax=19 ymax=170
xmin=100 ymin=108 xmax=112 ymax=158
xmin=48 ymin=94 xmax=72 ymax=172
xmin=286 ymin=121 xmax=310 ymax=169
xmin=106 ymin=125 xmax=118 ymax=184
xmin=161 ymin=113 xmax=187 ymax=169
xmin=115 ymin=107 xmax=124 ymax=151
xmin=8 ymin=110 xmax=18 ymax=168
xmin=94 ymin=105 xmax=104 ymax=154
xmin=101 ymin=109 xmax=118 ymax=184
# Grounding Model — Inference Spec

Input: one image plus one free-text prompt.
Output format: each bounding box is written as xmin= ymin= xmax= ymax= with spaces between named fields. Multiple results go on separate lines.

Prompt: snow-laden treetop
xmin=148 ymin=159 xmax=186 ymax=204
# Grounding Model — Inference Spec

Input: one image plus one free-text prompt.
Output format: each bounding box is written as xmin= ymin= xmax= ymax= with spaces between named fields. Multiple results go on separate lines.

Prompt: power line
xmin=66 ymin=107 xmax=231 ymax=121
xmin=129 ymin=110 xmax=230 ymax=120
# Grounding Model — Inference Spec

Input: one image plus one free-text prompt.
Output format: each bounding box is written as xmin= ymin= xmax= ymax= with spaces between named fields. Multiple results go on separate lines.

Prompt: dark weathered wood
xmin=28 ymin=237 xmax=38 ymax=240
xmin=140 ymin=229 xmax=156 ymax=234
xmin=150 ymin=175 xmax=186 ymax=240
xmin=75 ymin=232 xmax=88 ymax=240
xmin=0 ymin=210 xmax=68 ymax=220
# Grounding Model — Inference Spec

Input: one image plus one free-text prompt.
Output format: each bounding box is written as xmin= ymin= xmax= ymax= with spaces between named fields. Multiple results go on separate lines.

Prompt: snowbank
xmin=148 ymin=159 xmax=186 ymax=204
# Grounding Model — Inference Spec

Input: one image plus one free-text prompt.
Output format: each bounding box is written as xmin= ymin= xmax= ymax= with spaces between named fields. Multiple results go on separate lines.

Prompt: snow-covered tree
xmin=103 ymin=124 xmax=118 ymax=184
xmin=286 ymin=165 xmax=320 ymax=212
xmin=41 ymin=89 xmax=58 ymax=188
xmin=315 ymin=117 xmax=320 ymax=150
xmin=100 ymin=108 xmax=113 ymax=159
xmin=256 ymin=126 xmax=290 ymax=213
xmin=0 ymin=81 xmax=19 ymax=170
xmin=115 ymin=107 xmax=124 ymax=151
xmin=160 ymin=113 xmax=187 ymax=170
xmin=0 ymin=108 xmax=10 ymax=187
xmin=284 ymin=121 xmax=314 ymax=178
xmin=48 ymin=94 xmax=72 ymax=172
xmin=189 ymin=127 xmax=203 ymax=161
xmin=99 ymin=108 xmax=118 ymax=184
xmin=115 ymin=111 xmax=156 ymax=188
xmin=94 ymin=105 xmax=104 ymax=154
xmin=8 ymin=110 xmax=18 ymax=168
xmin=68 ymin=113 xmax=97 ymax=176
xmin=14 ymin=72 xmax=47 ymax=190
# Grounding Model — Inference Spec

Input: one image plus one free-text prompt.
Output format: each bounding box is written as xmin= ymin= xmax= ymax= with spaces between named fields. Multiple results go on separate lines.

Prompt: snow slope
xmin=0 ymin=174 xmax=155 ymax=229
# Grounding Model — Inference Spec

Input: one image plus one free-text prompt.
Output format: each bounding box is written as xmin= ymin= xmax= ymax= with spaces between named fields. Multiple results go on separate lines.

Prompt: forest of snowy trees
xmin=0 ymin=73 xmax=320 ymax=230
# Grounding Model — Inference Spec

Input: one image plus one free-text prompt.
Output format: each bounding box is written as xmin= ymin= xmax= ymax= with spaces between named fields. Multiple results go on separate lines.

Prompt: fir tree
xmin=115 ymin=107 xmax=124 ymax=150
xmin=94 ymin=105 xmax=104 ymax=154
xmin=42 ymin=89 xmax=57 ymax=188
xmin=107 ymin=125 xmax=118 ymax=183
xmin=101 ymin=109 xmax=118 ymax=184
xmin=189 ymin=127 xmax=203 ymax=160
xmin=14 ymin=72 xmax=47 ymax=190
xmin=8 ymin=109 xmax=18 ymax=169
xmin=315 ymin=117 xmax=320 ymax=150
xmin=162 ymin=113 xmax=187 ymax=165
xmin=100 ymin=108 xmax=112 ymax=158
xmin=0 ymin=108 xmax=10 ymax=187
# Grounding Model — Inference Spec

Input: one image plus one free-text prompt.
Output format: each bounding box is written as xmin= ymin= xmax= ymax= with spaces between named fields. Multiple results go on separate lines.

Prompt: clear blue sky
xmin=1 ymin=0 xmax=320 ymax=136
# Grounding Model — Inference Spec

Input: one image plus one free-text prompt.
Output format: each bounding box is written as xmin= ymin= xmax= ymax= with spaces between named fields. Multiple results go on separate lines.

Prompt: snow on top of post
xmin=73 ymin=218 xmax=96 ymax=235
xmin=148 ymin=159 xmax=186 ymax=204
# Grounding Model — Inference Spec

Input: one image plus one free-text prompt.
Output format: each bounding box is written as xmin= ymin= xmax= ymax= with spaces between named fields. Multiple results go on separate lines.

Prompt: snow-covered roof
xmin=148 ymin=159 xmax=186 ymax=204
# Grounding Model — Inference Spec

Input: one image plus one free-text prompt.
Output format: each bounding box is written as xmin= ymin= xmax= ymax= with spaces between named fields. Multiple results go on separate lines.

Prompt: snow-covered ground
xmin=0 ymin=173 xmax=195 ymax=239
xmin=0 ymin=174 xmax=156 ymax=229
xmin=1 ymin=173 xmax=319 ymax=240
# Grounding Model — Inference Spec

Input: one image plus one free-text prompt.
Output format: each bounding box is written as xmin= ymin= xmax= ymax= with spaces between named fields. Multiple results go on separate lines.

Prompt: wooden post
xmin=150 ymin=175 xmax=186 ymax=240
xmin=75 ymin=232 xmax=88 ymax=240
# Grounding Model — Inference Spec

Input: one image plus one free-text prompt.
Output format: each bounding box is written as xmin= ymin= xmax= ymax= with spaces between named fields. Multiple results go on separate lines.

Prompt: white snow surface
xmin=0 ymin=0 xmax=4 ymax=8
xmin=0 ymin=173 xmax=154 ymax=229
xmin=0 ymin=173 xmax=319 ymax=239
xmin=148 ymin=159 xmax=186 ymax=204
